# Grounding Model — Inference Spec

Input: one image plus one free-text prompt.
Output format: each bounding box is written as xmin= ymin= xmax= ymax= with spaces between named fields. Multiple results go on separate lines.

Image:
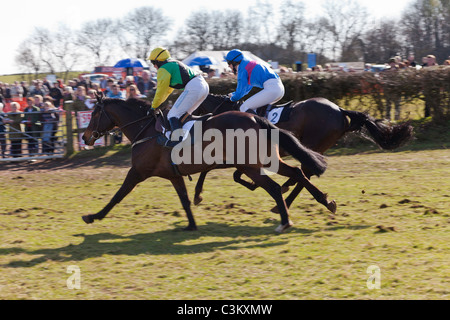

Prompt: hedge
xmin=167 ymin=66 xmax=450 ymax=122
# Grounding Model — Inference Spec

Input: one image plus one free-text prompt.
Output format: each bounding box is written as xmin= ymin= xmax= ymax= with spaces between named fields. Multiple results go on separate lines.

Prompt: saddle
xmin=155 ymin=110 xmax=212 ymax=134
xmin=180 ymin=112 xmax=213 ymax=125
xmin=267 ymin=100 xmax=294 ymax=112
xmin=256 ymin=101 xmax=294 ymax=124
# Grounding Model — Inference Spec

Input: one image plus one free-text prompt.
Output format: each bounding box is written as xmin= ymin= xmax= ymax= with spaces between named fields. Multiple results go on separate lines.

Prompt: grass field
xmin=0 ymin=144 xmax=448 ymax=300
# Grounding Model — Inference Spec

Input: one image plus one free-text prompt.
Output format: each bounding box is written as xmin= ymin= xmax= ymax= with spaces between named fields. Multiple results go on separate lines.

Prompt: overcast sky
xmin=0 ymin=0 xmax=412 ymax=75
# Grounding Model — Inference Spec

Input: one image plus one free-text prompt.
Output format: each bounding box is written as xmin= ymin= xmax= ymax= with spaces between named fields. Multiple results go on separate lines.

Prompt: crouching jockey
xmin=225 ymin=49 xmax=285 ymax=114
xmin=148 ymin=47 xmax=209 ymax=148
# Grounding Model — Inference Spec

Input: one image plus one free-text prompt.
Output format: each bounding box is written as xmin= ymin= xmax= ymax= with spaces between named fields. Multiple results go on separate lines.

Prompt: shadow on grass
xmin=0 ymin=144 xmax=132 ymax=173
xmin=0 ymin=222 xmax=371 ymax=268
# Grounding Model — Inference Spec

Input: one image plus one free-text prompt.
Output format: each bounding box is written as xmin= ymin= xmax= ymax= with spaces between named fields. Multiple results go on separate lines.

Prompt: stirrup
xmin=157 ymin=133 xmax=183 ymax=149
xmin=157 ymin=134 xmax=170 ymax=147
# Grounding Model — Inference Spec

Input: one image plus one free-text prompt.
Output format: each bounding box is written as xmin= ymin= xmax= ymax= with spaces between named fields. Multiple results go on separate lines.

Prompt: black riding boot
xmin=158 ymin=117 xmax=183 ymax=148
xmin=245 ymin=109 xmax=257 ymax=115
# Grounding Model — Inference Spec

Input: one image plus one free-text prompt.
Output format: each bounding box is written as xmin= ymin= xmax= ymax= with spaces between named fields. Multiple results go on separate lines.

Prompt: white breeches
xmin=239 ymin=78 xmax=285 ymax=112
xmin=167 ymin=75 xmax=209 ymax=119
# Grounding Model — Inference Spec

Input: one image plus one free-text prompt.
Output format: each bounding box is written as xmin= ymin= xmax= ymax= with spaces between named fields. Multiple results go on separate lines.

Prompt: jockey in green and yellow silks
xmin=148 ymin=47 xmax=210 ymax=148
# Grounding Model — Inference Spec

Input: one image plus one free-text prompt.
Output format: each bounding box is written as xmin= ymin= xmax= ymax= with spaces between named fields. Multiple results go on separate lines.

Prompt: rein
xmin=208 ymin=95 xmax=240 ymax=114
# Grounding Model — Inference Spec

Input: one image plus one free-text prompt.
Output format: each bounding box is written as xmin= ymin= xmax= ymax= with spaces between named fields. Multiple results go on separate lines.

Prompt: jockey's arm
xmin=230 ymin=69 xmax=252 ymax=102
xmin=152 ymin=68 xmax=174 ymax=109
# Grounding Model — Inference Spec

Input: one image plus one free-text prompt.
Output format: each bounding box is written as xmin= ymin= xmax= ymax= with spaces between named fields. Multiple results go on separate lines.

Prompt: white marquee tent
xmin=181 ymin=50 xmax=273 ymax=76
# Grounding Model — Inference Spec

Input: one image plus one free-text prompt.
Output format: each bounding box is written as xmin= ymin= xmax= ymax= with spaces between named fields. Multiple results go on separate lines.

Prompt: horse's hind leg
xmin=195 ymin=170 xmax=259 ymax=206
xmin=233 ymin=170 xmax=258 ymax=191
xmin=194 ymin=171 xmax=208 ymax=205
xmin=82 ymin=167 xmax=145 ymax=224
xmin=276 ymin=162 xmax=337 ymax=214
xmin=239 ymin=167 xmax=292 ymax=233
xmin=280 ymin=177 xmax=296 ymax=193
xmin=272 ymin=170 xmax=312 ymax=213
xmin=171 ymin=176 xmax=197 ymax=231
xmin=271 ymin=183 xmax=305 ymax=213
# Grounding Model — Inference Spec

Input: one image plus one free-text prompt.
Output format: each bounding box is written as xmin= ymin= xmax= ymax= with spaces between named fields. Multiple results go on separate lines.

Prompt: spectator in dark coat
xmin=137 ymin=70 xmax=156 ymax=98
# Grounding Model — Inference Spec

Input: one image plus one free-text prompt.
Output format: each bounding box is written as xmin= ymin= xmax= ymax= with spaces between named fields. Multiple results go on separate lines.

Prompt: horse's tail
xmin=340 ymin=108 xmax=414 ymax=150
xmin=253 ymin=116 xmax=327 ymax=177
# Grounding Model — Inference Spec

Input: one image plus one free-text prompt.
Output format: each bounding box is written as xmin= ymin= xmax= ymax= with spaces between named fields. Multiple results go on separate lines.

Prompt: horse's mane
xmin=209 ymin=93 xmax=229 ymax=99
xmin=104 ymin=98 xmax=151 ymax=118
xmin=196 ymin=93 xmax=240 ymax=115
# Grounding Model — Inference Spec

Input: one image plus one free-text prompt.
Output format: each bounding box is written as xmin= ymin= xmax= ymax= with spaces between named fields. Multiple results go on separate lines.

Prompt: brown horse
xmin=81 ymin=96 xmax=337 ymax=233
xmin=192 ymin=94 xmax=414 ymax=210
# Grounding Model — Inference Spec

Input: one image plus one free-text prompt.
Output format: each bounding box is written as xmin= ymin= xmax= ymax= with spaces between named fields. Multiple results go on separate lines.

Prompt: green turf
xmin=0 ymin=146 xmax=448 ymax=299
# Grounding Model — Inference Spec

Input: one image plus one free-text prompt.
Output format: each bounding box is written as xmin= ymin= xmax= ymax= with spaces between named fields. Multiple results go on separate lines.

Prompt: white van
xmin=81 ymin=73 xmax=109 ymax=84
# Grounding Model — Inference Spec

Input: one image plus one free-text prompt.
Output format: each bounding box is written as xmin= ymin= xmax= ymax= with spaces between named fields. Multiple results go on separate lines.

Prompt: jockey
xmin=148 ymin=47 xmax=209 ymax=148
xmin=225 ymin=49 xmax=285 ymax=114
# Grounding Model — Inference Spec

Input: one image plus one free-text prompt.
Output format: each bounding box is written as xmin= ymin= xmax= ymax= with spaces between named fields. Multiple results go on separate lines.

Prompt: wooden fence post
xmin=64 ymin=100 xmax=74 ymax=157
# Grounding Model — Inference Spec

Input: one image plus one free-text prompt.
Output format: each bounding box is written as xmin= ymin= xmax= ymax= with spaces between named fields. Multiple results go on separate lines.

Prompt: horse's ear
xmin=95 ymin=91 xmax=105 ymax=104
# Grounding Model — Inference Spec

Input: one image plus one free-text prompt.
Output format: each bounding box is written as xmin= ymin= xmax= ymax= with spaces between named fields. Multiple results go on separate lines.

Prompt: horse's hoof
xmin=327 ymin=200 xmax=337 ymax=214
xmin=183 ymin=225 xmax=198 ymax=231
xmin=194 ymin=196 xmax=203 ymax=206
xmin=82 ymin=215 xmax=94 ymax=224
xmin=275 ymin=221 xmax=293 ymax=233
xmin=270 ymin=206 xmax=279 ymax=214
xmin=281 ymin=186 xmax=290 ymax=194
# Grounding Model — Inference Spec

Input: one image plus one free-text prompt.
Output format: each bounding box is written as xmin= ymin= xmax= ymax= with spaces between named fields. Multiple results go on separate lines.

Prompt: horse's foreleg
xmin=82 ymin=167 xmax=144 ymax=224
xmin=171 ymin=177 xmax=197 ymax=231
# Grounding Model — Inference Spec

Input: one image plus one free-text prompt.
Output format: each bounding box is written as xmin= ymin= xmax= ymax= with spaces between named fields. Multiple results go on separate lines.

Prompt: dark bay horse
xmin=193 ymin=94 xmax=414 ymax=211
xmin=81 ymin=97 xmax=337 ymax=233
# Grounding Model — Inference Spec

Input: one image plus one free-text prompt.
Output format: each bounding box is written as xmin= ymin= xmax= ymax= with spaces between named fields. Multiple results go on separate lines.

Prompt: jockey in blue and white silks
xmin=224 ymin=49 xmax=285 ymax=113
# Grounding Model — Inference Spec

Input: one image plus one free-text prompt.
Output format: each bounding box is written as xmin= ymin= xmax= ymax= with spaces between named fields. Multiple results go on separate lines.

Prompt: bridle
xmin=89 ymin=100 xmax=114 ymax=142
xmin=88 ymin=100 xmax=157 ymax=147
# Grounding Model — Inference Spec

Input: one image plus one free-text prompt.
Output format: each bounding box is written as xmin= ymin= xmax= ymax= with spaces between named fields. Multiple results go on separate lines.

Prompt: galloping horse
xmin=192 ymin=94 xmax=414 ymax=211
xmin=81 ymin=96 xmax=337 ymax=233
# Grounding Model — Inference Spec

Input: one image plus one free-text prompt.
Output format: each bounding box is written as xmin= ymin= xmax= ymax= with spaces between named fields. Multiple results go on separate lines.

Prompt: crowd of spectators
xmin=0 ymin=95 xmax=60 ymax=158
xmin=302 ymin=53 xmax=449 ymax=74
xmin=303 ymin=54 xmax=449 ymax=120
xmin=0 ymin=54 xmax=448 ymax=159
xmin=378 ymin=54 xmax=448 ymax=120
xmin=0 ymin=70 xmax=157 ymax=158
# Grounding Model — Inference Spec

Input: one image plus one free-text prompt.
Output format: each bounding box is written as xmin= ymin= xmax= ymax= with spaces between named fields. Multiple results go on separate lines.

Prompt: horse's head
xmin=82 ymin=95 xmax=116 ymax=146
xmin=82 ymin=97 xmax=155 ymax=146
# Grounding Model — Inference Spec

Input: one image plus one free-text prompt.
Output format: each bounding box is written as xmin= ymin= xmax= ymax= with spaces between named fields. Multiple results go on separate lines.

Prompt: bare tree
xmin=173 ymin=9 xmax=243 ymax=56
xmin=181 ymin=10 xmax=216 ymax=51
xmin=15 ymin=43 xmax=41 ymax=77
xmin=303 ymin=17 xmax=332 ymax=62
xmin=321 ymin=0 xmax=369 ymax=61
xmin=29 ymin=27 xmax=57 ymax=73
xmin=244 ymin=0 xmax=278 ymax=45
xmin=401 ymin=0 xmax=450 ymax=62
xmin=118 ymin=7 xmax=172 ymax=59
xmin=210 ymin=10 xmax=244 ymax=50
xmin=77 ymin=18 xmax=119 ymax=66
xmin=276 ymin=0 xmax=306 ymax=62
xmin=363 ymin=20 xmax=403 ymax=64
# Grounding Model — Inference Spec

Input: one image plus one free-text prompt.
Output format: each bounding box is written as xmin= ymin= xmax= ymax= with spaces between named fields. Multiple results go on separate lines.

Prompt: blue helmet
xmin=225 ymin=49 xmax=244 ymax=64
